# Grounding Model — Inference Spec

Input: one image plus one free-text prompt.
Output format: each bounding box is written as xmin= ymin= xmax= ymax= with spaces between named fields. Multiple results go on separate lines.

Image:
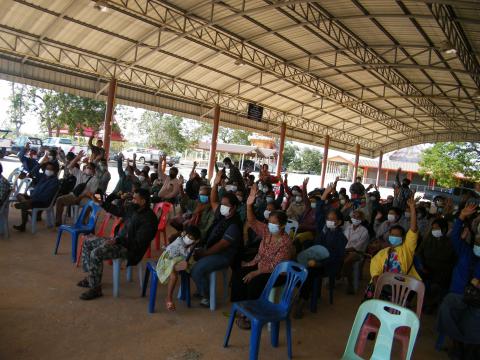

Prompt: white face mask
xmin=220 ymin=204 xmax=231 ymax=217
xmin=310 ymin=202 xmax=316 ymax=209
xmin=138 ymin=176 xmax=145 ymax=182
xmin=45 ymin=169 xmax=54 ymax=177
xmin=387 ymin=214 xmax=396 ymax=222
xmin=326 ymin=220 xmax=336 ymax=229
xmin=295 ymin=196 xmax=302 ymax=203
xmin=351 ymin=218 xmax=362 ymax=226
xmin=225 ymin=185 xmax=237 ymax=192
xmin=182 ymin=236 xmax=195 ymax=245
xmin=264 ymin=210 xmax=271 ymax=220
xmin=431 ymin=229 xmax=443 ymax=238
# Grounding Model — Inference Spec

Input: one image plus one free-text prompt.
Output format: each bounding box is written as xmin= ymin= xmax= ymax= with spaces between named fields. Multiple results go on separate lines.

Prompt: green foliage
xmin=419 ymin=142 xmax=480 ymax=187
xmin=287 ymin=147 xmax=323 ymax=174
xmin=186 ymin=122 xmax=251 ymax=145
xmin=282 ymin=142 xmax=298 ymax=168
xmin=8 ymin=83 xmax=30 ymax=136
xmin=138 ymin=111 xmax=188 ymax=154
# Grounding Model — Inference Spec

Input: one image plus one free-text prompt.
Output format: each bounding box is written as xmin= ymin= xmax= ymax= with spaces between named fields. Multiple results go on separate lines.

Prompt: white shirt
xmin=343 ymin=222 xmax=370 ymax=252
xmin=70 ymin=167 xmax=99 ymax=195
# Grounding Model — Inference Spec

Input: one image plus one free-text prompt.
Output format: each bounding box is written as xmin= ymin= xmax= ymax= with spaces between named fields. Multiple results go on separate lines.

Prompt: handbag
xmin=72 ymin=176 xmax=92 ymax=197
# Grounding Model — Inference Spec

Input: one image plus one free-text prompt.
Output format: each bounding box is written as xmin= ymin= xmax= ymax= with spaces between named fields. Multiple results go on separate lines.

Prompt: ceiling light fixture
xmin=440 ymin=40 xmax=457 ymax=55
xmin=92 ymin=0 xmax=108 ymax=12
xmin=234 ymin=59 xmax=246 ymax=66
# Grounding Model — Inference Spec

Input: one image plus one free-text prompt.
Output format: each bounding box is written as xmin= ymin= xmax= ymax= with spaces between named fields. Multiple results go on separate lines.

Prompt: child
xmin=156 ymin=225 xmax=201 ymax=311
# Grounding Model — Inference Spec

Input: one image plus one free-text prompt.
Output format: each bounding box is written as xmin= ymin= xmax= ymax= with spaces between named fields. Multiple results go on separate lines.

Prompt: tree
xmin=8 ymin=83 xmax=30 ymax=136
xmin=419 ymin=142 xmax=480 ymax=187
xmin=138 ymin=111 xmax=188 ymax=154
xmin=288 ymin=148 xmax=323 ymax=174
xmin=186 ymin=122 xmax=251 ymax=145
xmin=282 ymin=142 xmax=298 ymax=168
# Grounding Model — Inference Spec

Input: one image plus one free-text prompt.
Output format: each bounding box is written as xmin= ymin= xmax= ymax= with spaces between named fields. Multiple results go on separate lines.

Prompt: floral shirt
xmin=245 ymin=221 xmax=292 ymax=272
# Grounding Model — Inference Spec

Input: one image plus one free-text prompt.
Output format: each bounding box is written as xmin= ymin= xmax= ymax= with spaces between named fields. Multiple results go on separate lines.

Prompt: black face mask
xmin=169 ymin=173 xmax=176 ymax=179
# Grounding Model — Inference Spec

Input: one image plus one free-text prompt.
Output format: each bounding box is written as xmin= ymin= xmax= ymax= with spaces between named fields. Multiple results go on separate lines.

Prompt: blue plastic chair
xmin=54 ymin=200 xmax=101 ymax=263
xmin=112 ymin=258 xmax=144 ymax=298
xmin=224 ymin=261 xmax=308 ymax=360
xmin=342 ymin=299 xmax=420 ymax=360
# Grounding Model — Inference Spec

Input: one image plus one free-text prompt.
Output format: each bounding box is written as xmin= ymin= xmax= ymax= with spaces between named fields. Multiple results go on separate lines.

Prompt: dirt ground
xmin=0 ymin=210 xmax=447 ymax=360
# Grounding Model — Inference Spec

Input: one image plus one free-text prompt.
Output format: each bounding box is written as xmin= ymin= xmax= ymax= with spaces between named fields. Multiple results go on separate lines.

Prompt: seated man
xmin=55 ymin=151 xmax=99 ymax=226
xmin=18 ymin=143 xmax=39 ymax=175
xmin=77 ymin=188 xmax=158 ymax=300
xmin=191 ymin=170 xmax=243 ymax=308
xmin=106 ymin=153 xmax=138 ymax=203
xmin=157 ymin=155 xmax=182 ymax=202
xmin=13 ymin=159 xmax=59 ymax=231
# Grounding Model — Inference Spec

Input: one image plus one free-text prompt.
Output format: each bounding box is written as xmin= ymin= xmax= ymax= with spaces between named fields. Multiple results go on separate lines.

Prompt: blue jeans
xmin=297 ymin=245 xmax=330 ymax=267
xmin=191 ymin=254 xmax=231 ymax=297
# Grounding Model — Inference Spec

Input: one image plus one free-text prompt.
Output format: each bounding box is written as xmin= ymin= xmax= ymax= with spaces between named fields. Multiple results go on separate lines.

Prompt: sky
xmin=0 ymin=78 xmax=388 ymax=160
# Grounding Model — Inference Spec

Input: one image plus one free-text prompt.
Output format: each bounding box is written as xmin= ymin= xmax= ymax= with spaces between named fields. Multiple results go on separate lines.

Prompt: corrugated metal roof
xmin=0 ymin=0 xmax=478 ymax=158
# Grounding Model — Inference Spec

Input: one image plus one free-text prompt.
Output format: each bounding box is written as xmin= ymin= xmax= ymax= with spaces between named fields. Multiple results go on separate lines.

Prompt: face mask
xmin=351 ymin=218 xmax=362 ymax=226
xmin=326 ymin=220 xmax=336 ymax=229
xmin=84 ymin=169 xmax=92 ymax=175
xmin=138 ymin=176 xmax=145 ymax=182
xmin=183 ymin=236 xmax=195 ymax=245
xmin=370 ymin=196 xmax=376 ymax=201
xmin=292 ymin=190 xmax=300 ymax=196
xmin=199 ymin=194 xmax=209 ymax=204
xmin=388 ymin=235 xmax=403 ymax=247
xmin=431 ymin=229 xmax=443 ymax=238
xmin=266 ymin=196 xmax=274 ymax=204
xmin=404 ymin=212 xmax=411 ymax=219
xmin=220 ymin=204 xmax=231 ymax=217
xmin=45 ymin=169 xmax=54 ymax=177
xmin=310 ymin=202 xmax=316 ymax=209
xmin=474 ymin=245 xmax=480 ymax=257
xmin=295 ymin=196 xmax=302 ymax=203
xmin=264 ymin=210 xmax=271 ymax=220
xmin=268 ymin=223 xmax=280 ymax=235
xmin=340 ymin=199 xmax=346 ymax=205
xmin=31 ymin=155 xmax=37 ymax=160
xmin=387 ymin=214 xmax=396 ymax=222
xmin=225 ymin=185 xmax=237 ymax=192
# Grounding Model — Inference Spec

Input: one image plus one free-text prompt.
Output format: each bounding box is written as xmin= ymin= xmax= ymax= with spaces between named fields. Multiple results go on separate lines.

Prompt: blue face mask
xmin=474 ymin=245 xmax=480 ymax=257
xmin=388 ymin=235 xmax=403 ymax=247
xmin=268 ymin=223 xmax=280 ymax=235
xmin=199 ymin=195 xmax=209 ymax=204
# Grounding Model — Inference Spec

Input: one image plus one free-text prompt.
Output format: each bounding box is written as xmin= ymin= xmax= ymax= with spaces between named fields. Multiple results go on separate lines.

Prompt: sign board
xmin=247 ymin=103 xmax=263 ymax=122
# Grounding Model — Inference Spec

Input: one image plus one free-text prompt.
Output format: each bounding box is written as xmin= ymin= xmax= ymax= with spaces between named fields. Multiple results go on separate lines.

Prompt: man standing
xmin=55 ymin=150 xmax=99 ymax=226
xmin=18 ymin=143 xmax=39 ymax=174
xmin=393 ymin=168 xmax=414 ymax=211
xmin=349 ymin=176 xmax=366 ymax=200
xmin=88 ymin=135 xmax=105 ymax=161
xmin=77 ymin=188 xmax=158 ymax=300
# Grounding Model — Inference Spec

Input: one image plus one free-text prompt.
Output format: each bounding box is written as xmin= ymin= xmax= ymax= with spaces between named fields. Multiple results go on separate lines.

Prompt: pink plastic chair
xmin=355 ymin=272 xmax=425 ymax=360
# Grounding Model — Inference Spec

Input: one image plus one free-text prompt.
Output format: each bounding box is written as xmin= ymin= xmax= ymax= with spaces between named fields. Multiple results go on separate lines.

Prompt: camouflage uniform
xmin=82 ymin=236 xmax=128 ymax=288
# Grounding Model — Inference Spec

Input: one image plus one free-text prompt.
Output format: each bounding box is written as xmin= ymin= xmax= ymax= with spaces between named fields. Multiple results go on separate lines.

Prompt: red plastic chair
xmin=152 ymin=202 xmax=163 ymax=216
xmin=355 ymin=272 xmax=425 ymax=360
xmin=75 ymin=213 xmax=112 ymax=267
xmin=145 ymin=202 xmax=173 ymax=258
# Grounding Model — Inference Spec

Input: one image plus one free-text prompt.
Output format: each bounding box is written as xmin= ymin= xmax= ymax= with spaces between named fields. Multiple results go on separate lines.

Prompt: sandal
xmin=166 ymin=301 xmax=176 ymax=312
xmin=236 ymin=317 xmax=251 ymax=330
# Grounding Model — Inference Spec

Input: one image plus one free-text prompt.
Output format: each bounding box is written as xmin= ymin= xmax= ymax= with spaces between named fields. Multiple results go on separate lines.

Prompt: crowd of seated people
xmin=4 ymin=146 xmax=480 ymax=357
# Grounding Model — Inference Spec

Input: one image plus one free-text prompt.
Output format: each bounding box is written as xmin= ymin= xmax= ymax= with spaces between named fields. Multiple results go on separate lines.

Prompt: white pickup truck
xmin=120 ymin=147 xmax=153 ymax=164
xmin=42 ymin=137 xmax=87 ymax=155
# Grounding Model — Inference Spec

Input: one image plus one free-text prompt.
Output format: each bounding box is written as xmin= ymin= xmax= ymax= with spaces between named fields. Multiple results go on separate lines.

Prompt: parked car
xmin=0 ymin=130 xmax=12 ymax=158
xmin=43 ymin=137 xmax=76 ymax=154
xmin=150 ymin=151 xmax=179 ymax=167
xmin=423 ymin=186 xmax=478 ymax=205
xmin=10 ymin=136 xmax=43 ymax=156
xmin=120 ymin=147 xmax=152 ymax=164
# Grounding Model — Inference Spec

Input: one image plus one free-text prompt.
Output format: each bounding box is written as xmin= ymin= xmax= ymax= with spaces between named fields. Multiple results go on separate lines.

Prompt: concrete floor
xmin=0 ymin=210 xmax=447 ymax=360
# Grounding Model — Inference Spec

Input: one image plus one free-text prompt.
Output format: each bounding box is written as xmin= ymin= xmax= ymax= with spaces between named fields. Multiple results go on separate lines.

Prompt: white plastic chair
xmin=9 ymin=177 xmax=32 ymax=202
xmin=31 ymin=190 xmax=59 ymax=234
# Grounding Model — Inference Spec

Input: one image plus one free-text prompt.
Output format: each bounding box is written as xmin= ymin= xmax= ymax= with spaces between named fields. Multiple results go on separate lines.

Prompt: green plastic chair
xmin=342 ymin=300 xmax=420 ymax=360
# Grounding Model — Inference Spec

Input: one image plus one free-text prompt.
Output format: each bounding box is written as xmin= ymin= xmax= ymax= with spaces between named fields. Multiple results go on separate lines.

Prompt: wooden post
xmin=375 ymin=151 xmax=383 ymax=187
xmin=320 ymin=135 xmax=330 ymax=188
xmin=103 ymin=78 xmax=117 ymax=159
xmin=352 ymin=143 xmax=360 ymax=181
xmin=276 ymin=122 xmax=286 ymax=177
xmin=363 ymin=167 xmax=368 ymax=183
xmin=385 ymin=169 xmax=389 ymax=187
xmin=207 ymin=105 xmax=220 ymax=180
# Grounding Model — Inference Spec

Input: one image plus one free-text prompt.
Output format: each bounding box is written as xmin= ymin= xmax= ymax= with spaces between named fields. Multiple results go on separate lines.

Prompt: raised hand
xmin=460 ymin=203 xmax=477 ymax=220
xmin=335 ymin=176 xmax=340 ymax=183
xmin=214 ymin=169 xmax=223 ymax=185
xmin=303 ymin=177 xmax=309 ymax=187
xmin=247 ymin=183 xmax=257 ymax=206
xmin=407 ymin=196 xmax=415 ymax=209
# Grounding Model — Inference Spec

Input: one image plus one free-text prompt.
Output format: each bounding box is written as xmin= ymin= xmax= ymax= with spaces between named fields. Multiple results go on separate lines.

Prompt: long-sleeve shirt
xmin=103 ymin=202 xmax=158 ymax=266
xmin=343 ymin=222 xmax=370 ymax=252
xmin=449 ymin=218 xmax=480 ymax=294
xmin=245 ymin=220 xmax=292 ymax=272
xmin=113 ymin=158 xmax=137 ymax=194
xmin=298 ymin=186 xmax=315 ymax=232
xmin=18 ymin=148 xmax=38 ymax=172
xmin=70 ymin=167 xmax=99 ymax=195
xmin=393 ymin=172 xmax=414 ymax=211
xmin=29 ymin=165 xmax=59 ymax=205
xmin=96 ymin=170 xmax=111 ymax=194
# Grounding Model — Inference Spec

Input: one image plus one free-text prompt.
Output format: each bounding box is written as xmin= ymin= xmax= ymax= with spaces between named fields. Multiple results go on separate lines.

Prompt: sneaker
xmin=77 ymin=278 xmax=90 ymax=288
xmin=13 ymin=225 xmax=25 ymax=232
xmin=80 ymin=287 xmax=103 ymax=300
xmin=199 ymin=298 xmax=210 ymax=308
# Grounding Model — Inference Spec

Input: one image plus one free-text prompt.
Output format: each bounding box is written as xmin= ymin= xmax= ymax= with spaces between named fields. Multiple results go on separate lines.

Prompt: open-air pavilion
xmin=0 ymin=0 xmax=479 ymax=359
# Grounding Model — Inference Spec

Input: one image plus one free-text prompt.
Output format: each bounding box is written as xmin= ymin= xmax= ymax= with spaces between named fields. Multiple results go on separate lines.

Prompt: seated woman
xmin=156 ymin=226 xmax=201 ymax=311
xmin=137 ymin=169 xmax=151 ymax=191
xmin=369 ymin=206 xmax=408 ymax=256
xmin=341 ymin=209 xmax=370 ymax=294
xmin=294 ymin=183 xmax=347 ymax=318
xmin=231 ymin=184 xmax=292 ymax=329
xmin=438 ymin=204 xmax=480 ymax=358
xmin=293 ymin=178 xmax=317 ymax=251
xmin=286 ymin=185 xmax=305 ymax=222
xmin=416 ymin=218 xmax=455 ymax=313
xmin=365 ymin=198 xmax=419 ymax=300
